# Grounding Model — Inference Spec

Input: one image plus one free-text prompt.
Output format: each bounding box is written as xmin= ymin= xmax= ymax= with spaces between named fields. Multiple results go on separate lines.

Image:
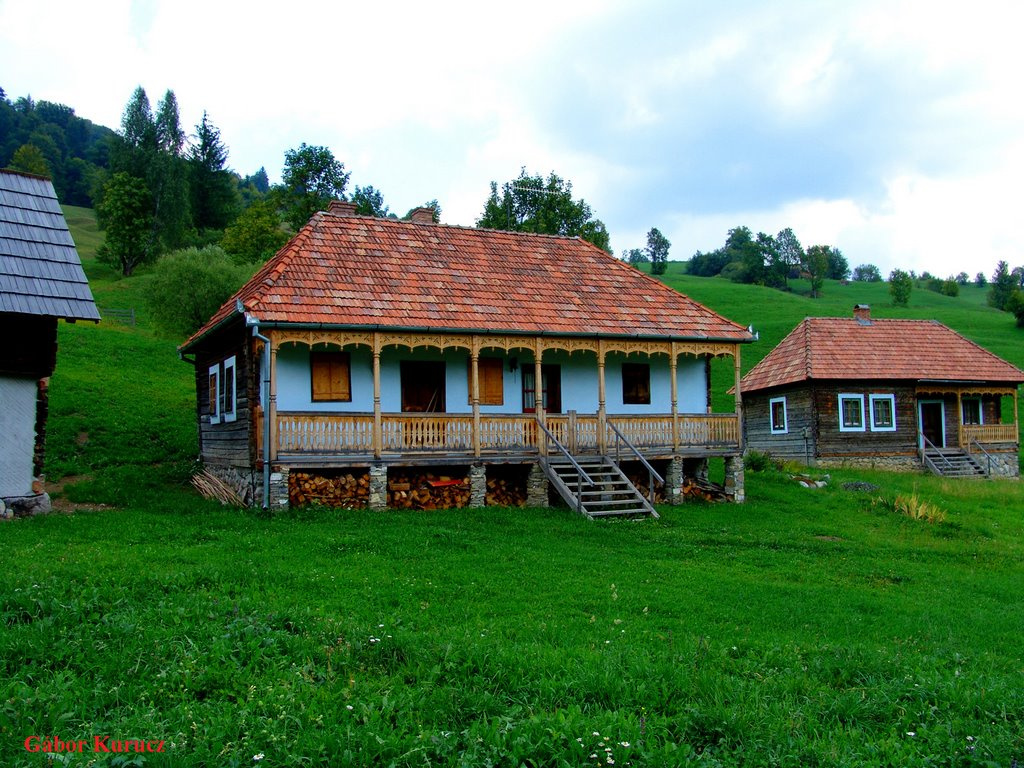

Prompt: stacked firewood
xmin=388 ymin=471 xmax=470 ymax=509
xmin=289 ymin=471 xmax=369 ymax=508
xmin=626 ymin=472 xmax=666 ymax=504
xmin=485 ymin=476 xmax=527 ymax=507
xmin=681 ymin=477 xmax=728 ymax=502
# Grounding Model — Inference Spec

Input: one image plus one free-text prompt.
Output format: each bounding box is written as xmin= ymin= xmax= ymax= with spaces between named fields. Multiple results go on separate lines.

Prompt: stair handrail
xmin=607 ymin=420 xmax=665 ymax=506
xmin=968 ymin=437 xmax=993 ymax=477
xmin=920 ymin=434 xmax=954 ymax=475
xmin=536 ymin=418 xmax=595 ymax=514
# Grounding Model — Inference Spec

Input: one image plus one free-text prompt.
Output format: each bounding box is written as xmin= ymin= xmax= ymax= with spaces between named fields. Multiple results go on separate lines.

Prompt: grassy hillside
xmin=649 ymin=262 xmax=1024 ymax=374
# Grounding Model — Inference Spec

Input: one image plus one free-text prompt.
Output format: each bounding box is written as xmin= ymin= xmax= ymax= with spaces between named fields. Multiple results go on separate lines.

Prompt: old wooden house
xmin=741 ymin=305 xmax=1022 ymax=477
xmin=180 ymin=202 xmax=756 ymax=515
xmin=0 ymin=170 xmax=99 ymax=516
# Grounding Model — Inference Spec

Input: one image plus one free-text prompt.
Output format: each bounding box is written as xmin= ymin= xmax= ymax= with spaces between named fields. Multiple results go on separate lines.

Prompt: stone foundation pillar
xmin=469 ymin=464 xmax=487 ymax=507
xmin=369 ymin=465 xmax=388 ymax=510
xmin=527 ymin=462 xmax=549 ymax=508
xmin=723 ymin=455 xmax=745 ymax=503
xmin=666 ymin=456 xmax=683 ymax=505
xmin=268 ymin=468 xmax=290 ymax=508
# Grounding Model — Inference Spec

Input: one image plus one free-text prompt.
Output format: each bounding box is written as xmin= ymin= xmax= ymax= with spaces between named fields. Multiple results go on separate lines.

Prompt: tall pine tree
xmin=188 ymin=111 xmax=239 ymax=231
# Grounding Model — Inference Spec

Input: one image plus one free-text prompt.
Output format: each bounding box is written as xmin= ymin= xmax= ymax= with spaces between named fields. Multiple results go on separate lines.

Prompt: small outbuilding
xmin=0 ymin=170 xmax=99 ymax=516
xmin=740 ymin=305 xmax=1022 ymax=477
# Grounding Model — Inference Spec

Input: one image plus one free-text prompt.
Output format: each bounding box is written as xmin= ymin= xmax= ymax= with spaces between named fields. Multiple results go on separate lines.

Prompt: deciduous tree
xmin=148 ymin=246 xmax=254 ymax=337
xmin=476 ymin=169 xmax=611 ymax=253
xmin=646 ymin=227 xmax=671 ymax=275
xmin=889 ymin=268 xmax=913 ymax=306
xmin=852 ymin=263 xmax=882 ymax=282
xmin=988 ymin=261 xmax=1017 ymax=310
xmin=279 ymin=143 xmax=350 ymax=230
xmin=352 ymin=185 xmax=390 ymax=218
xmin=220 ymin=200 xmax=290 ymax=264
xmin=804 ymin=245 xmax=831 ymax=298
xmin=8 ymin=143 xmax=50 ymax=176
xmin=96 ymin=172 xmax=153 ymax=276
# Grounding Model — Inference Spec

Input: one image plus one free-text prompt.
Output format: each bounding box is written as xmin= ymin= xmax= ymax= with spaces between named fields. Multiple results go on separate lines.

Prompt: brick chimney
xmin=853 ymin=304 xmax=871 ymax=324
xmin=328 ymin=200 xmax=357 ymax=216
xmin=409 ymin=206 xmax=435 ymax=224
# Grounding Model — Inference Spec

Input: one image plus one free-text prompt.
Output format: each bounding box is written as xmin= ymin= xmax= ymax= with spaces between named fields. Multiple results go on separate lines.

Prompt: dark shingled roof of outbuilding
xmin=0 ymin=170 xmax=99 ymax=321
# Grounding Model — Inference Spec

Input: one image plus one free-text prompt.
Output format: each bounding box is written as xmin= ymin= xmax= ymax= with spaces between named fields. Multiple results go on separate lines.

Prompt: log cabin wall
xmin=813 ymin=382 xmax=918 ymax=460
xmin=194 ymin=335 xmax=253 ymax=469
xmin=743 ymin=385 xmax=816 ymax=462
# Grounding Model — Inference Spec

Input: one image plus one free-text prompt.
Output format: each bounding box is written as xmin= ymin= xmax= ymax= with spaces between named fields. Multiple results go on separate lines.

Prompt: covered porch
xmin=916 ymin=383 xmax=1020 ymax=450
xmin=256 ymin=328 xmax=746 ymax=464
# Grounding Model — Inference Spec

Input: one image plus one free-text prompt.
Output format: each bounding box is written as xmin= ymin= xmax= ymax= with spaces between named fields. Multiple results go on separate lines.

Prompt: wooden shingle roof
xmin=740 ymin=316 xmax=1024 ymax=394
xmin=0 ymin=170 xmax=99 ymax=321
xmin=183 ymin=209 xmax=754 ymax=350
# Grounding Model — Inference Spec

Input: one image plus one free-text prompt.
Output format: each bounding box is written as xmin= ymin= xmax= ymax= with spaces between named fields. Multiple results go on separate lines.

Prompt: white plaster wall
xmin=0 ymin=377 xmax=37 ymax=497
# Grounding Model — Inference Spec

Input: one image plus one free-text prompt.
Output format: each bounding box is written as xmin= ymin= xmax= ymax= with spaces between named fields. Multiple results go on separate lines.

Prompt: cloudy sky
xmin=2 ymin=0 xmax=1022 ymax=277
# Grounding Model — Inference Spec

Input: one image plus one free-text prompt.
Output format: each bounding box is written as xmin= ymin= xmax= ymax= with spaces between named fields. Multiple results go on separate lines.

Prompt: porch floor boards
xmin=274 ymin=444 xmax=740 ymax=468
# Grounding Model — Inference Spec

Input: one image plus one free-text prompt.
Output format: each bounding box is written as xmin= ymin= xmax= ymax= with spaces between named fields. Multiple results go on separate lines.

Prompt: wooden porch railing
xmin=273 ymin=412 xmax=740 ymax=456
xmin=959 ymin=424 xmax=1019 ymax=446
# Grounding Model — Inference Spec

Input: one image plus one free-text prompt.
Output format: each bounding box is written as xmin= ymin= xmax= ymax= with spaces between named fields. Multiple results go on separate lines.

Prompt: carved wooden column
xmin=372 ymin=332 xmax=382 ymax=460
xmin=670 ymin=342 xmax=680 ymax=452
xmin=268 ymin=338 xmax=279 ymax=462
xmin=535 ymin=339 xmax=546 ymax=455
xmin=733 ymin=346 xmax=743 ymax=449
xmin=470 ymin=341 xmax=481 ymax=459
xmin=597 ymin=340 xmax=607 ymax=455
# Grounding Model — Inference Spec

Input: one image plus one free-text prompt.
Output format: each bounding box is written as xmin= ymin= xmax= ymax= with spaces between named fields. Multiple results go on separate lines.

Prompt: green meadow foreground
xmin=1 ymin=209 xmax=1022 ymax=765
xmin=2 ymin=462 xmax=1023 ymax=766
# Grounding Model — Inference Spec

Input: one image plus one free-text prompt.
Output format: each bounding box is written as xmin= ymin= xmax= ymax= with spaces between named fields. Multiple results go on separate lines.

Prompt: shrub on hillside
xmin=148 ymin=246 xmax=254 ymax=338
xmin=1007 ymin=289 xmax=1024 ymax=328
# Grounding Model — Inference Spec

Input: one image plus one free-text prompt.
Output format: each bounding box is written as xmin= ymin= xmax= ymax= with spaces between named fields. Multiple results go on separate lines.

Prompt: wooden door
xmin=918 ymin=400 xmax=945 ymax=449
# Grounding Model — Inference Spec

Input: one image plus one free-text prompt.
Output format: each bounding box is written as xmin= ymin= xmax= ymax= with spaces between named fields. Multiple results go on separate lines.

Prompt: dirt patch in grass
xmin=45 ymin=474 xmax=109 ymax=513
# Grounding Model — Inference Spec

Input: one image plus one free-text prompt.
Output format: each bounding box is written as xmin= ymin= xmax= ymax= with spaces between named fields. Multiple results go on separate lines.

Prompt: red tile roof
xmin=740 ymin=317 xmax=1024 ymax=393
xmin=183 ymin=211 xmax=754 ymax=350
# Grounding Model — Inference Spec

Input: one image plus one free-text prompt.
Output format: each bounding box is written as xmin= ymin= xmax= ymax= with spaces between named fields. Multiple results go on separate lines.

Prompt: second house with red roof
xmin=740 ymin=305 xmax=1022 ymax=478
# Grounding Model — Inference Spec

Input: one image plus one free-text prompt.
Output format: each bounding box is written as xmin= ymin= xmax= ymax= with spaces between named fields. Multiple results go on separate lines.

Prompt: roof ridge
xmin=325 ymin=209 xmax=597 ymax=243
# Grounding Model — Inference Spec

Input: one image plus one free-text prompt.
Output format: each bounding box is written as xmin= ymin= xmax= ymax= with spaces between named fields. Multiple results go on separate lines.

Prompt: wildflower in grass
xmin=906 ymin=731 xmax=916 ymax=737
xmin=253 ymin=753 xmax=265 ymax=762
xmin=346 ymin=705 xmax=354 ymax=711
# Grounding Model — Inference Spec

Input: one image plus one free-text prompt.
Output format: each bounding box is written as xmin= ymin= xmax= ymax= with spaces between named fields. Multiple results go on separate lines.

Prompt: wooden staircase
xmin=922 ymin=448 xmax=987 ymax=478
xmin=542 ymin=456 xmax=660 ymax=519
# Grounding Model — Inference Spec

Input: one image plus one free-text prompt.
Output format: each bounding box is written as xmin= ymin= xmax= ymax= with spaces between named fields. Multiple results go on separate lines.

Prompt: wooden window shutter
xmin=311 ymin=351 xmax=352 ymax=402
xmin=469 ymin=357 xmax=504 ymax=406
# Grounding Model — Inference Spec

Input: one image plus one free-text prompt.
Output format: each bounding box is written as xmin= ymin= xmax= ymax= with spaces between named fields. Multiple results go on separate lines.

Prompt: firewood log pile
xmin=681 ymin=476 xmax=729 ymax=502
xmin=626 ymin=471 xmax=666 ymax=504
xmin=289 ymin=471 xmax=370 ymax=508
xmin=485 ymin=476 xmax=528 ymax=507
xmin=388 ymin=470 xmax=470 ymax=509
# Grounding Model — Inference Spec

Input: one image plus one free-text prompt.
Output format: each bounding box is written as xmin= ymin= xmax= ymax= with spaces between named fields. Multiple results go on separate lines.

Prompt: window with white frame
xmin=208 ymin=364 xmax=220 ymax=422
xmin=838 ymin=393 xmax=865 ymax=432
xmin=769 ymin=396 xmax=788 ymax=434
xmin=869 ymin=394 xmax=896 ymax=431
xmin=961 ymin=397 xmax=983 ymax=426
xmin=222 ymin=356 xmax=237 ymax=422
xmin=208 ymin=355 xmax=237 ymax=424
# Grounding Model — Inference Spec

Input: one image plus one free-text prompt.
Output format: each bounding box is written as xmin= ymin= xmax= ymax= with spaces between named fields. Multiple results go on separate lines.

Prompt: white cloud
xmin=2 ymin=0 xmax=1023 ymax=278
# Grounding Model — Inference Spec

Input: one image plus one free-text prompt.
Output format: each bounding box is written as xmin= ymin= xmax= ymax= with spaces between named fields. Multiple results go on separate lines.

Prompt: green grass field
xmin=1 ymin=211 xmax=1022 ymax=766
